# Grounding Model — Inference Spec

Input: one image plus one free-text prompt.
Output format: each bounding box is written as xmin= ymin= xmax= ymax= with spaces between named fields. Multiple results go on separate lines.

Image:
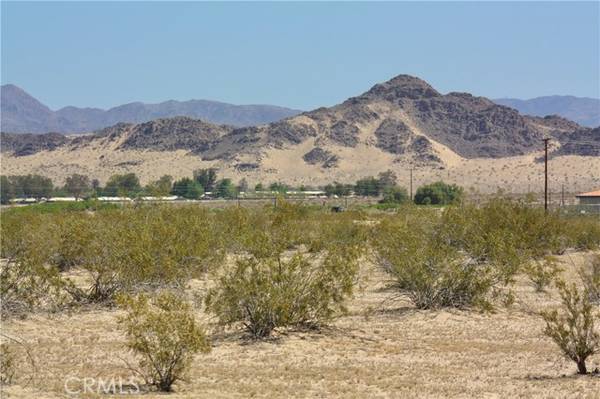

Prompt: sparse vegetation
xmin=206 ymin=202 xmax=365 ymax=337
xmin=541 ymin=280 xmax=600 ymax=375
xmin=373 ymin=210 xmax=495 ymax=309
xmin=524 ymin=256 xmax=563 ymax=292
xmin=414 ymin=181 xmax=463 ymax=205
xmin=1 ymin=196 xmax=600 ymax=397
xmin=580 ymin=255 xmax=600 ymax=304
xmin=118 ymin=291 xmax=210 ymax=392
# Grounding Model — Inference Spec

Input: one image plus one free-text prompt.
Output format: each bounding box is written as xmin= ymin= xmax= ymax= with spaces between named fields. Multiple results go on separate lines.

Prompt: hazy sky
xmin=2 ymin=1 xmax=599 ymax=110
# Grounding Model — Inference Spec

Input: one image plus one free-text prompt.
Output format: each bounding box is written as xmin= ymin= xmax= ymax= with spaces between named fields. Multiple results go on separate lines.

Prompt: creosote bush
xmin=117 ymin=291 xmax=210 ymax=392
xmin=1 ymin=205 xmax=225 ymax=310
xmin=373 ymin=211 xmax=495 ymax=310
xmin=524 ymin=256 xmax=563 ymax=293
xmin=206 ymin=202 xmax=366 ymax=338
xmin=0 ymin=212 xmax=72 ymax=316
xmin=541 ymin=280 xmax=600 ymax=375
xmin=437 ymin=199 xmax=599 ymax=285
xmin=580 ymin=255 xmax=600 ymax=305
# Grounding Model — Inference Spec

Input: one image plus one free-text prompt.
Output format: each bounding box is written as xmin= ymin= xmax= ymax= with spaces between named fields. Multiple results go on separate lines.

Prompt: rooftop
xmin=576 ymin=190 xmax=600 ymax=198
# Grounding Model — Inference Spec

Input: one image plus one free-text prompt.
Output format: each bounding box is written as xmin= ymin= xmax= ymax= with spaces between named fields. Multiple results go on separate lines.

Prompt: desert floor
xmin=3 ymin=146 xmax=600 ymax=197
xmin=2 ymin=251 xmax=600 ymax=398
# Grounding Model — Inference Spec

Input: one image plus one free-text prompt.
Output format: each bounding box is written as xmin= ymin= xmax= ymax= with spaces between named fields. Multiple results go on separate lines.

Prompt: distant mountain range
xmin=3 ymin=74 xmax=599 ymax=193
xmin=3 ymin=75 xmax=595 ymax=160
xmin=493 ymin=96 xmax=599 ymax=128
xmin=0 ymin=84 xmax=302 ymax=134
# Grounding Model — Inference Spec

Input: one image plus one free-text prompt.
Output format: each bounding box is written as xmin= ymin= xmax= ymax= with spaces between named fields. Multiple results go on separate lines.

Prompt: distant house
xmin=576 ymin=190 xmax=600 ymax=205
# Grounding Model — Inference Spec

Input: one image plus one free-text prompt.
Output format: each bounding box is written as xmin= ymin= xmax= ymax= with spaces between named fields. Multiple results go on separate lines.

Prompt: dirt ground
xmin=2 ymin=251 xmax=600 ymax=398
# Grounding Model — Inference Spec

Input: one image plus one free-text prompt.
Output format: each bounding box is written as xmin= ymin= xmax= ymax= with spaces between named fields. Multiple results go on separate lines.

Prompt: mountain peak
xmin=2 ymin=83 xmax=23 ymax=92
xmin=362 ymin=74 xmax=440 ymax=101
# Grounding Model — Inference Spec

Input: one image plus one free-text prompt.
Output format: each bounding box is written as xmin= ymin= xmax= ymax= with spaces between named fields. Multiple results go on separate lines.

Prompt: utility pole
xmin=544 ymin=138 xmax=550 ymax=213
xmin=561 ymin=184 xmax=565 ymax=207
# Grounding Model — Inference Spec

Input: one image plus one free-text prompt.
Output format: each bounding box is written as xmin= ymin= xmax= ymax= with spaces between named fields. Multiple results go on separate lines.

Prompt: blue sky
xmin=1 ymin=1 xmax=599 ymax=110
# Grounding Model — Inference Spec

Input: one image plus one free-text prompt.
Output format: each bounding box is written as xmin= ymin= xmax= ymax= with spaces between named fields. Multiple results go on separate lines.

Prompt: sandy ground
xmin=2 ymin=251 xmax=600 ymax=398
xmin=3 ymin=146 xmax=599 ymax=198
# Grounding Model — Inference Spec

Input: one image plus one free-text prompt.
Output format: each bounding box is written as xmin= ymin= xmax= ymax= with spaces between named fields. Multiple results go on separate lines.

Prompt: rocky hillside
xmin=72 ymin=117 xmax=234 ymax=153
xmin=3 ymin=74 xmax=598 ymax=192
xmin=552 ymin=127 xmax=600 ymax=157
xmin=494 ymin=96 xmax=600 ymax=128
xmin=1 ymin=132 xmax=68 ymax=156
xmin=0 ymin=84 xmax=301 ymax=133
xmin=201 ymin=75 xmax=585 ymax=162
xmin=2 ymin=75 xmax=592 ymax=162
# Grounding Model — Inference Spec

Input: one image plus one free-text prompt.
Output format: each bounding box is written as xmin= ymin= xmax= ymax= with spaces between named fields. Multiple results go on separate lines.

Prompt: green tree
xmin=255 ymin=182 xmax=264 ymax=191
xmin=269 ymin=182 xmax=289 ymax=194
xmin=193 ymin=168 xmax=217 ymax=192
xmin=64 ymin=173 xmax=91 ymax=199
xmin=215 ymin=178 xmax=237 ymax=199
xmin=11 ymin=174 xmax=54 ymax=199
xmin=1 ymin=176 xmax=14 ymax=204
xmin=171 ymin=178 xmax=203 ymax=199
xmin=414 ymin=181 xmax=464 ymax=205
xmin=377 ymin=170 xmax=398 ymax=190
xmin=380 ymin=185 xmax=409 ymax=204
xmin=104 ymin=173 xmax=141 ymax=197
xmin=146 ymin=175 xmax=173 ymax=196
xmin=354 ymin=177 xmax=381 ymax=197
xmin=91 ymin=179 xmax=101 ymax=197
xmin=324 ymin=182 xmax=352 ymax=197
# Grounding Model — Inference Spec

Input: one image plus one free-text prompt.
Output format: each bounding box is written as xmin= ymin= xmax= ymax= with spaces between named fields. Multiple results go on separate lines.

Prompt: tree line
xmin=0 ymin=169 xmax=463 ymax=205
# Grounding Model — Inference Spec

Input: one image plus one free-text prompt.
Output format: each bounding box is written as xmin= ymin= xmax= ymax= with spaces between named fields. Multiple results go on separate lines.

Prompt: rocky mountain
xmin=3 ymin=75 xmax=591 ymax=161
xmin=552 ymin=127 xmax=600 ymax=157
xmin=494 ymin=96 xmax=600 ymax=128
xmin=0 ymin=84 xmax=301 ymax=134
xmin=73 ymin=117 xmax=234 ymax=153
xmin=3 ymin=75 xmax=598 ymax=193
xmin=199 ymin=75 xmax=585 ymax=163
xmin=1 ymin=132 xmax=68 ymax=157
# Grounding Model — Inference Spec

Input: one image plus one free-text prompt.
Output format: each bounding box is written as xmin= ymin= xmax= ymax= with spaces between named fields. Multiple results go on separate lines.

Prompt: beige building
xmin=576 ymin=190 xmax=600 ymax=205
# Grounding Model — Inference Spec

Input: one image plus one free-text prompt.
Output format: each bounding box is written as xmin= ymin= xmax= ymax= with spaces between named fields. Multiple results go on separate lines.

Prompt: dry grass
xmin=2 ymin=251 xmax=600 ymax=398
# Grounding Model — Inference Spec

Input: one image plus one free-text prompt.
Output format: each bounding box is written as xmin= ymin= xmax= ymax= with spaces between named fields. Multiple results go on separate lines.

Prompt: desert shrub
xmin=0 ymin=213 xmax=71 ymax=316
xmin=1 ymin=205 xmax=225 ymax=308
xmin=414 ymin=181 xmax=463 ymax=205
xmin=206 ymin=205 xmax=365 ymax=338
xmin=117 ymin=292 xmax=210 ymax=392
xmin=73 ymin=206 xmax=224 ymax=303
xmin=541 ymin=280 xmax=600 ymax=374
xmin=580 ymin=255 xmax=600 ymax=304
xmin=379 ymin=186 xmax=409 ymax=204
xmin=0 ymin=343 xmax=15 ymax=385
xmin=373 ymin=212 xmax=495 ymax=310
xmin=438 ymin=202 xmax=524 ymax=284
xmin=50 ymin=214 xmax=97 ymax=271
xmin=566 ymin=217 xmax=600 ymax=250
xmin=524 ymin=256 xmax=563 ymax=292
xmin=437 ymin=199 xmax=597 ymax=284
